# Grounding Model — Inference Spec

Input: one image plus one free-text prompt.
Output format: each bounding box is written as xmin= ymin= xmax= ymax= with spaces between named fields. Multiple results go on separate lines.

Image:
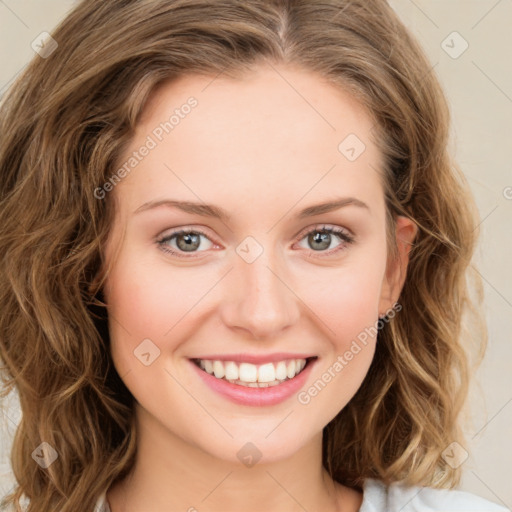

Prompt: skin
xmin=102 ymin=61 xmax=417 ymax=512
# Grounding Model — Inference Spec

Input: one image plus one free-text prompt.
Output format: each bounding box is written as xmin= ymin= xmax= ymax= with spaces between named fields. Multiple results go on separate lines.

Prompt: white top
xmin=94 ymin=477 xmax=510 ymax=511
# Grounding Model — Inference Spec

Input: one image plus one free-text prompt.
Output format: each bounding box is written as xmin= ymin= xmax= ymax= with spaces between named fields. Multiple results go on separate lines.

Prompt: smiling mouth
xmin=191 ymin=356 xmax=317 ymax=388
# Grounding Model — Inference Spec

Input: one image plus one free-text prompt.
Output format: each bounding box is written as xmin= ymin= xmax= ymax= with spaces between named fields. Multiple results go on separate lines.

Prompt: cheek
xmin=295 ymin=261 xmax=384 ymax=418
xmin=106 ymin=266 xmax=165 ymax=334
xmin=300 ymin=248 xmax=387 ymax=347
xmin=104 ymin=254 xmax=172 ymax=371
xmin=104 ymin=252 xmax=216 ymax=366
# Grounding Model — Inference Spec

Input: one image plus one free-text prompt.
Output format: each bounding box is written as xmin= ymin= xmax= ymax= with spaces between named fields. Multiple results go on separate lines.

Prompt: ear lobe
xmin=378 ymin=215 xmax=418 ymax=316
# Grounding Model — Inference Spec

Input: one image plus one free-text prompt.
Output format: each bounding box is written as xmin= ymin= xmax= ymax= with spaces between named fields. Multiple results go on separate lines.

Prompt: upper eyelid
xmin=157 ymin=226 xmax=217 ymax=244
xmin=293 ymin=223 xmax=354 ymax=240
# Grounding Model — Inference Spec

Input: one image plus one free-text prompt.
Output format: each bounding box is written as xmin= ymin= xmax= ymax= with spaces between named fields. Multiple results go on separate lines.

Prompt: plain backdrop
xmin=0 ymin=0 xmax=511 ymax=508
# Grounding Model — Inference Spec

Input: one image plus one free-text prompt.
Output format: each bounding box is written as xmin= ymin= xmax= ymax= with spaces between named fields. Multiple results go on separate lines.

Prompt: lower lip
xmin=189 ymin=358 xmax=317 ymax=407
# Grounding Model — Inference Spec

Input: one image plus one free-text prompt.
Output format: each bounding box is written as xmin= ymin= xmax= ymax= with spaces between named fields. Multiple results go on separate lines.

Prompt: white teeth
xmin=213 ymin=360 xmax=225 ymax=379
xmin=196 ymin=357 xmax=310 ymax=386
xmin=204 ymin=360 xmax=214 ymax=374
xmin=286 ymin=360 xmax=296 ymax=379
xmin=224 ymin=361 xmax=238 ymax=380
xmin=275 ymin=361 xmax=288 ymax=380
xmin=257 ymin=363 xmax=275 ymax=383
xmin=239 ymin=363 xmax=257 ymax=383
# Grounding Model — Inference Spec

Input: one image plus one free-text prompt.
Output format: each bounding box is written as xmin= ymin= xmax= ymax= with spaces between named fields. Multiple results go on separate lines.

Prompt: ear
xmin=378 ymin=215 xmax=418 ymax=316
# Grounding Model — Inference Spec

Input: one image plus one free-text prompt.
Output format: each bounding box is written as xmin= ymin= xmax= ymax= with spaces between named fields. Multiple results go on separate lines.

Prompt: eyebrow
xmin=132 ymin=196 xmax=369 ymax=220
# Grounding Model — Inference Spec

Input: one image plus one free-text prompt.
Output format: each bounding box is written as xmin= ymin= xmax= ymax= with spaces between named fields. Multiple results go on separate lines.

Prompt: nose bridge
xmin=222 ymin=237 xmax=299 ymax=338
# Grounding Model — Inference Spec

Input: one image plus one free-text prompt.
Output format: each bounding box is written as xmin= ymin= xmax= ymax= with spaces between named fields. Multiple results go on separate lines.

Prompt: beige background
xmin=0 ymin=0 xmax=511 ymax=508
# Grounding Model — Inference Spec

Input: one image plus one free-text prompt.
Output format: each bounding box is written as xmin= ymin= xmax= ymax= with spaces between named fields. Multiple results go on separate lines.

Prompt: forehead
xmin=138 ymin=63 xmax=378 ymax=146
xmin=114 ymin=63 xmax=384 ymax=215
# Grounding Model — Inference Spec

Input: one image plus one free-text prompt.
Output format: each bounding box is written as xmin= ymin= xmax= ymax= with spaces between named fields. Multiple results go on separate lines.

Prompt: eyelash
xmin=156 ymin=224 xmax=355 ymax=260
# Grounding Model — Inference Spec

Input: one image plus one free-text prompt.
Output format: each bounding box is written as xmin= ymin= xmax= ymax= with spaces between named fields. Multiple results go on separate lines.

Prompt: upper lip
xmin=190 ymin=353 xmax=317 ymax=365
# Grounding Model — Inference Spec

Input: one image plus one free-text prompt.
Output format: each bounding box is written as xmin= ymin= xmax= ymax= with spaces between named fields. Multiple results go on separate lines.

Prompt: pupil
xmin=177 ymin=233 xmax=200 ymax=251
xmin=310 ymin=232 xmax=330 ymax=251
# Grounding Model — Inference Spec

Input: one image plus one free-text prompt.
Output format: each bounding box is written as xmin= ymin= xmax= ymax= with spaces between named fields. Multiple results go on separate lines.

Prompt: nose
xmin=220 ymin=245 xmax=300 ymax=340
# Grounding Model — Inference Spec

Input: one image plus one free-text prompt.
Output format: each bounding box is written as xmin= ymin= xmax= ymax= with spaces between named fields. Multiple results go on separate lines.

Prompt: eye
xmin=156 ymin=224 xmax=355 ymax=260
xmin=156 ymin=228 xmax=216 ymax=259
xmin=294 ymin=224 xmax=355 ymax=258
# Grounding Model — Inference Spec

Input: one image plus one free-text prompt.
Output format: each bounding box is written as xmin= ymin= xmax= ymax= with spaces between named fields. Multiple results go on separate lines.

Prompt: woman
xmin=0 ymin=1 xmax=507 ymax=511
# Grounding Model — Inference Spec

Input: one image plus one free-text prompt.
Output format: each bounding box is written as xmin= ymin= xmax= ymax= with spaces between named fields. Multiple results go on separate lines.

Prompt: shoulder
xmin=360 ymin=478 xmax=510 ymax=512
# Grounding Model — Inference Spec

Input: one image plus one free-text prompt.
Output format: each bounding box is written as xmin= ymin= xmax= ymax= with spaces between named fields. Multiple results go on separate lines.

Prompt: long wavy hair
xmin=0 ymin=0 xmax=486 ymax=510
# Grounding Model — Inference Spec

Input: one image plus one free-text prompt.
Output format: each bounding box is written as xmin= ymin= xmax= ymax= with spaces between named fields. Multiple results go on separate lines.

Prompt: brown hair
xmin=0 ymin=0 xmax=486 ymax=510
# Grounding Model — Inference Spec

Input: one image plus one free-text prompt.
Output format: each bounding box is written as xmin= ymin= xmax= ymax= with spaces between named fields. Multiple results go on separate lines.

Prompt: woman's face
xmin=102 ymin=63 xmax=415 ymax=465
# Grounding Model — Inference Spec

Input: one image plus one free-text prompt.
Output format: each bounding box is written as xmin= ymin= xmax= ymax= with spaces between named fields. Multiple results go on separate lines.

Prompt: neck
xmin=106 ymin=405 xmax=361 ymax=512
